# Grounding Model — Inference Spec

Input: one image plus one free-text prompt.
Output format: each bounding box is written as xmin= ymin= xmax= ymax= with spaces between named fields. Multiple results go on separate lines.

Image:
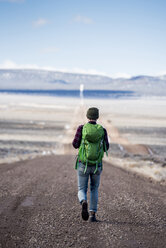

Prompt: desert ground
xmin=0 ymin=93 xmax=166 ymax=181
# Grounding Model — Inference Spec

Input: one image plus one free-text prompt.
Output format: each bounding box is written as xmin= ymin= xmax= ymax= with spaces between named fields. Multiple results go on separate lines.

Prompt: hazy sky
xmin=0 ymin=0 xmax=166 ymax=77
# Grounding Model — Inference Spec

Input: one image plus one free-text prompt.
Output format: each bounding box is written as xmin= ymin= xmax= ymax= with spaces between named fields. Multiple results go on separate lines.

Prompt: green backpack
xmin=75 ymin=123 xmax=108 ymax=174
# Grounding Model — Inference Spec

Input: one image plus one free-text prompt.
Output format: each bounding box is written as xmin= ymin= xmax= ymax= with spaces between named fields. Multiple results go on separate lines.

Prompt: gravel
xmin=0 ymin=155 xmax=165 ymax=248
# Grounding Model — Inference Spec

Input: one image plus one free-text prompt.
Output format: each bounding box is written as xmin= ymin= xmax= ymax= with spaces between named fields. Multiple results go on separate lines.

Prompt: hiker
xmin=72 ymin=107 xmax=109 ymax=222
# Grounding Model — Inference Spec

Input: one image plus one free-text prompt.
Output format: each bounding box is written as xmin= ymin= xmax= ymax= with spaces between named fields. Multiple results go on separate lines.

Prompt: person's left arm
xmin=72 ymin=125 xmax=83 ymax=149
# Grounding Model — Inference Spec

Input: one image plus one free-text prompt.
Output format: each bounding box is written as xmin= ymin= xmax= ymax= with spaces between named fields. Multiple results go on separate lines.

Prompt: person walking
xmin=72 ymin=107 xmax=109 ymax=222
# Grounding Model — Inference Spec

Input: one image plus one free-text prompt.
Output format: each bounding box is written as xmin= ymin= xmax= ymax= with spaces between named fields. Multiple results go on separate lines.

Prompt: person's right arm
xmin=103 ymin=128 xmax=109 ymax=151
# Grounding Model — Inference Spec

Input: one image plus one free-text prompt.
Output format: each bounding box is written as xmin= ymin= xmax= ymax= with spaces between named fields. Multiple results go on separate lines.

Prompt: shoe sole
xmin=82 ymin=201 xmax=89 ymax=221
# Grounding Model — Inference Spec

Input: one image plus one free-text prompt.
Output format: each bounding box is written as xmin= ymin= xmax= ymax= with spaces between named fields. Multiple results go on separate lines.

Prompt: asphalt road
xmin=0 ymin=155 xmax=165 ymax=248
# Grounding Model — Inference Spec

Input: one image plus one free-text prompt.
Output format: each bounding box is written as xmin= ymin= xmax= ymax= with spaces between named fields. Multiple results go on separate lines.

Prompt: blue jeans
xmin=77 ymin=162 xmax=102 ymax=213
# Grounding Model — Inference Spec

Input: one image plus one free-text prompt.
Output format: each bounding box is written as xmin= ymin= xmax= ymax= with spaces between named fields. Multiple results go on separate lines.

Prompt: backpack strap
xmin=94 ymin=161 xmax=98 ymax=174
xmin=75 ymin=138 xmax=85 ymax=170
xmin=84 ymin=160 xmax=88 ymax=174
xmin=93 ymin=138 xmax=103 ymax=174
xmin=81 ymin=139 xmax=85 ymax=158
xmin=75 ymin=155 xmax=79 ymax=170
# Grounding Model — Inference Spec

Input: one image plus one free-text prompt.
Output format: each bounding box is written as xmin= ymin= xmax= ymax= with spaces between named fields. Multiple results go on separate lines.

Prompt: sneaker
xmin=89 ymin=213 xmax=97 ymax=222
xmin=81 ymin=200 xmax=89 ymax=221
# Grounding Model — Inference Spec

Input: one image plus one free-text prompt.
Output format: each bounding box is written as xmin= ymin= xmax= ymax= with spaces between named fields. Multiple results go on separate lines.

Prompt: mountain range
xmin=0 ymin=69 xmax=166 ymax=96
